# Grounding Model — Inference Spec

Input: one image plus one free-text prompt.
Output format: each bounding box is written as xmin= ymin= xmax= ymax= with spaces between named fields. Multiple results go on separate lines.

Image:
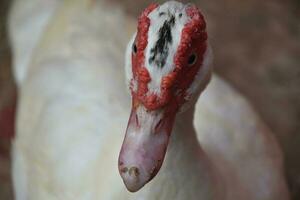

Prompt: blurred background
xmin=0 ymin=0 xmax=299 ymax=199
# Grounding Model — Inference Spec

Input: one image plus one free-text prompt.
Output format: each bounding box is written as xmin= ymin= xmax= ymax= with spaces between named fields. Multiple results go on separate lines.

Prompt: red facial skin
xmin=131 ymin=4 xmax=207 ymax=113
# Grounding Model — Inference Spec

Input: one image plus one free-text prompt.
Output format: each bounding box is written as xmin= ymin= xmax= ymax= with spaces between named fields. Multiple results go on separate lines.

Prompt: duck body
xmin=195 ymin=76 xmax=289 ymax=199
xmin=11 ymin=1 xmax=130 ymax=199
xmin=9 ymin=0 xmax=289 ymax=200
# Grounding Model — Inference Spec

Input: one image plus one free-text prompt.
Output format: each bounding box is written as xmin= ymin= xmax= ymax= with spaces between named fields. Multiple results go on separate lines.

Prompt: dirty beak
xmin=118 ymin=101 xmax=176 ymax=192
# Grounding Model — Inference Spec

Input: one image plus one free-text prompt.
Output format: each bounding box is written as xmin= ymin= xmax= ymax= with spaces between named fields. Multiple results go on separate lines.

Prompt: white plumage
xmin=8 ymin=0 xmax=289 ymax=199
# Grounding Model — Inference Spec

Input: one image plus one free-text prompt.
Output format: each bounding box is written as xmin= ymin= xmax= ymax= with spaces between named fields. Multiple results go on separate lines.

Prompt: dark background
xmin=0 ymin=0 xmax=299 ymax=199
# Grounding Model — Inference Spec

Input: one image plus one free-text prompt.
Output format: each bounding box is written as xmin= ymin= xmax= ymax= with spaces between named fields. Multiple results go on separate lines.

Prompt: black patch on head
xmin=149 ymin=15 xmax=175 ymax=68
xmin=159 ymin=12 xmax=166 ymax=17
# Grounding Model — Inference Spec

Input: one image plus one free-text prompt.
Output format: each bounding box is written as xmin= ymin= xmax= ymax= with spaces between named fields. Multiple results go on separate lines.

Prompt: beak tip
xmin=125 ymin=183 xmax=144 ymax=193
xmin=119 ymin=166 xmax=148 ymax=192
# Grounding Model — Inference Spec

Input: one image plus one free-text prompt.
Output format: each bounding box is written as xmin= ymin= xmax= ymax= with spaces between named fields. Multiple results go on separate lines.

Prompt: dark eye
xmin=132 ymin=43 xmax=137 ymax=54
xmin=187 ymin=53 xmax=197 ymax=65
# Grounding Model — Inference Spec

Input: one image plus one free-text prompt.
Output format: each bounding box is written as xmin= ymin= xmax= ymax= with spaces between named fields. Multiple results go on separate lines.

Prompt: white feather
xmin=145 ymin=1 xmax=189 ymax=95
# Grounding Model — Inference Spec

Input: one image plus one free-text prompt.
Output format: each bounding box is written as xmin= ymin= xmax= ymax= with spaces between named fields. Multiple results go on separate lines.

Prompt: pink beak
xmin=118 ymin=103 xmax=176 ymax=192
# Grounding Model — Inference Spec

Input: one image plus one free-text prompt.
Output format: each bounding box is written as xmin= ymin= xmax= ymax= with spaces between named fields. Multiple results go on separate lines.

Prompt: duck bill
xmin=118 ymin=103 xmax=176 ymax=192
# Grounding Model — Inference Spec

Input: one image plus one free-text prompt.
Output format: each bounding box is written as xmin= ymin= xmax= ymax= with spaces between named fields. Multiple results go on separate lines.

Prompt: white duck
xmin=118 ymin=2 xmax=290 ymax=199
xmin=8 ymin=0 xmax=290 ymax=200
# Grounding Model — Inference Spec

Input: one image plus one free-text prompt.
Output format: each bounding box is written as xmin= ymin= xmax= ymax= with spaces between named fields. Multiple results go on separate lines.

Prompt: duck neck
xmin=168 ymin=105 xmax=200 ymax=156
xmin=152 ymin=105 xmax=221 ymax=198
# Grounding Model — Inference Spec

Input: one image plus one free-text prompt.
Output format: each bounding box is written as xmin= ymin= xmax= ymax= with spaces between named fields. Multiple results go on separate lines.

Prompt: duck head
xmin=118 ymin=1 xmax=212 ymax=192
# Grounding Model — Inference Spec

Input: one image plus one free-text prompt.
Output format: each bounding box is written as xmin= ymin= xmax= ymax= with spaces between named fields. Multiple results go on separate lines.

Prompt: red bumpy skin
xmin=131 ymin=4 xmax=207 ymax=112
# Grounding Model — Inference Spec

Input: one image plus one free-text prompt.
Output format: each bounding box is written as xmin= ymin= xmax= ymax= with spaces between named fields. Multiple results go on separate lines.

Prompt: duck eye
xmin=132 ymin=43 xmax=137 ymax=54
xmin=187 ymin=53 xmax=197 ymax=65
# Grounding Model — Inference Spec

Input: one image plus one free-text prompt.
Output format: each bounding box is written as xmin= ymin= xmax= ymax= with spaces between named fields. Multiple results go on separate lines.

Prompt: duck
xmin=118 ymin=1 xmax=290 ymax=199
xmin=8 ymin=0 xmax=289 ymax=199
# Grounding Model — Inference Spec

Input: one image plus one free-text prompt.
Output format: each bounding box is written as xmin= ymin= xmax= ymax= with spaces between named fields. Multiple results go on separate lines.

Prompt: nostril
xmin=120 ymin=167 xmax=128 ymax=173
xmin=129 ymin=167 xmax=140 ymax=177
